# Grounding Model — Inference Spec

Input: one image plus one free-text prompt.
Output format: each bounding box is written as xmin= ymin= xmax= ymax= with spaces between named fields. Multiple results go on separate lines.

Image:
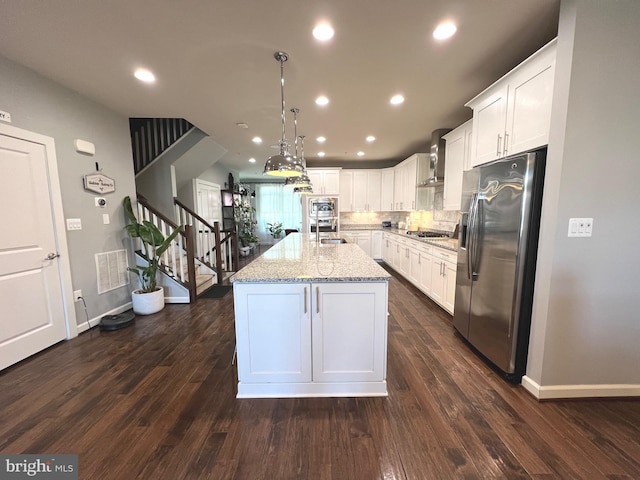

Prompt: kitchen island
xmin=232 ymin=233 xmax=391 ymax=398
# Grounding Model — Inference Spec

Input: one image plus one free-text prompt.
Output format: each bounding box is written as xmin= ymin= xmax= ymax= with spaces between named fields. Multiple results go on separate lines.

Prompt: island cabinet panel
xmin=234 ymin=277 xmax=389 ymax=397
xmin=234 ymin=283 xmax=311 ymax=384
xmin=312 ymin=282 xmax=387 ymax=383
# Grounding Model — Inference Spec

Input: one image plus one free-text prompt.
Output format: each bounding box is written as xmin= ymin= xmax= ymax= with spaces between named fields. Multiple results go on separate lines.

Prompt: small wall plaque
xmin=84 ymin=173 xmax=116 ymax=194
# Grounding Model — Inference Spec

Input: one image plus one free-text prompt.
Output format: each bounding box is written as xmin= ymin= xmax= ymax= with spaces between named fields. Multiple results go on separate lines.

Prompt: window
xmin=255 ymin=184 xmax=302 ymax=242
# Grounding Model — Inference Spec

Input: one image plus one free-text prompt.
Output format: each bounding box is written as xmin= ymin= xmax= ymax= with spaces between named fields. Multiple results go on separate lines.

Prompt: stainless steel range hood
xmin=420 ymin=128 xmax=452 ymax=187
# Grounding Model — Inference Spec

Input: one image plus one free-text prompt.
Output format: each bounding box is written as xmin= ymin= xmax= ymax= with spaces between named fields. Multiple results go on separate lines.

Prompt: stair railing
xmin=174 ymin=197 xmax=239 ymax=282
xmin=136 ymin=195 xmax=197 ymax=302
xmin=130 ymin=118 xmax=194 ymax=174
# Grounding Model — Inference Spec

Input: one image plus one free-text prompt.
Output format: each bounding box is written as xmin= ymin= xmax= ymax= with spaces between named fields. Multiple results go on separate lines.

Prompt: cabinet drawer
xmin=433 ymin=247 xmax=457 ymax=264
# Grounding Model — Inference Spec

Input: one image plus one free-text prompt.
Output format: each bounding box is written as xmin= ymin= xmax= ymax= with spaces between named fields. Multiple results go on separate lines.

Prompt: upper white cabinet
xmin=307 ymin=168 xmax=340 ymax=195
xmin=380 ymin=168 xmax=394 ymax=211
xmin=466 ymin=39 xmax=557 ymax=168
xmin=393 ymin=154 xmax=424 ymax=211
xmin=340 ymin=170 xmax=381 ymax=212
xmin=442 ymin=119 xmax=472 ymax=211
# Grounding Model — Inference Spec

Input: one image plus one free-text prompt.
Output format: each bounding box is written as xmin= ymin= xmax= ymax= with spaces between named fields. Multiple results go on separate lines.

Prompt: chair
xmin=285 ymin=229 xmax=298 ymax=236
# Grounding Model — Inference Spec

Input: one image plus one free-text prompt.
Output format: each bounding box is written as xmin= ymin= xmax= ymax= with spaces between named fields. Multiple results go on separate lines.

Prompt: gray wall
xmin=0 ymin=55 xmax=137 ymax=327
xmin=527 ymin=0 xmax=640 ymax=387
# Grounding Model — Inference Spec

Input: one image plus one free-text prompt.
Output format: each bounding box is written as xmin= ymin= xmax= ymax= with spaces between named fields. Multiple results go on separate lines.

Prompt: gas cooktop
xmin=406 ymin=230 xmax=451 ymax=238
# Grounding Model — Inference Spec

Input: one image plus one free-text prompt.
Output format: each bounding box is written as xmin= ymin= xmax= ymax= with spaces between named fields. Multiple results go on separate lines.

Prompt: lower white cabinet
xmin=343 ymin=231 xmax=372 ymax=257
xmin=233 ymin=281 xmax=388 ymax=397
xmin=430 ymin=249 xmax=457 ymax=314
xmin=382 ymin=233 xmax=457 ymax=315
xmin=371 ymin=231 xmax=383 ymax=260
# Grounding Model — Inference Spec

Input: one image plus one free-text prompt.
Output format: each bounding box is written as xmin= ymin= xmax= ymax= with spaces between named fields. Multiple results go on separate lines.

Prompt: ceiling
xmin=0 ymin=0 xmax=560 ymax=181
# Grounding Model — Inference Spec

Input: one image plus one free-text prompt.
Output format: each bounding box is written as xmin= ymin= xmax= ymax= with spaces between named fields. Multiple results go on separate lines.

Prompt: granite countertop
xmin=232 ymin=233 xmax=391 ymax=283
xmin=341 ymin=225 xmax=459 ymax=252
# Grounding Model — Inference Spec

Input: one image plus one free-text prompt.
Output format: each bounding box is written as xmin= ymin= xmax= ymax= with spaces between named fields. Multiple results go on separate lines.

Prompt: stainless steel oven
xmin=307 ymin=197 xmax=339 ymax=237
xmin=309 ymin=197 xmax=337 ymax=217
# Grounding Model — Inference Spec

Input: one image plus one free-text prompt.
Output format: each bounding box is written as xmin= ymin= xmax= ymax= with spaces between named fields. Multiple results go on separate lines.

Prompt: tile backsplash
xmin=340 ymin=208 xmax=459 ymax=233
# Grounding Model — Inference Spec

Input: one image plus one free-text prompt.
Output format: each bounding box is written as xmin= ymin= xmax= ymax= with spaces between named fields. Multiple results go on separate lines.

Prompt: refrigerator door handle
xmin=468 ymin=193 xmax=478 ymax=280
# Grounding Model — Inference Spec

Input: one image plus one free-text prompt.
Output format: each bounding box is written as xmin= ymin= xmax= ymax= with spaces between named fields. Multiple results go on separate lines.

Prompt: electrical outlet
xmin=73 ymin=290 xmax=82 ymax=302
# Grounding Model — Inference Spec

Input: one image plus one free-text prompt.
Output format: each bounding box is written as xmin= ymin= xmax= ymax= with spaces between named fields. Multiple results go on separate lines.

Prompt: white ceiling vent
xmin=95 ymin=249 xmax=129 ymax=294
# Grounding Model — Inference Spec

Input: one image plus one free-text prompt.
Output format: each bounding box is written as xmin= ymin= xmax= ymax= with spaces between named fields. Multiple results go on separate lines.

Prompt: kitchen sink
xmin=320 ymin=238 xmax=347 ymax=244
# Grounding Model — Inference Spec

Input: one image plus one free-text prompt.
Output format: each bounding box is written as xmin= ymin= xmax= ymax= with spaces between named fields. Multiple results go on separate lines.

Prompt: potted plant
xmin=123 ymin=196 xmax=182 ymax=315
xmin=267 ymin=221 xmax=284 ymax=241
xmin=234 ymin=197 xmax=258 ymax=255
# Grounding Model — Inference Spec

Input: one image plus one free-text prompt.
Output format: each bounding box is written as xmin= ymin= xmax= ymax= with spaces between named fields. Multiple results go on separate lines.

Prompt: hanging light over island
xmin=263 ymin=51 xmax=304 ymax=177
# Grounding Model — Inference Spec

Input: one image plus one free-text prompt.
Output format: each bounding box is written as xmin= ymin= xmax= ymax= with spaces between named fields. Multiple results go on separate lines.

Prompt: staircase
xmin=134 ymin=195 xmax=237 ymax=302
xmin=174 ymin=197 xmax=240 ymax=285
xmin=130 ymin=118 xmax=193 ymax=174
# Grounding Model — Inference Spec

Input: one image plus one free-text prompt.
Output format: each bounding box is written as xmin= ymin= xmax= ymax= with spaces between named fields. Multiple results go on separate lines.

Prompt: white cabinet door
xmin=323 ymin=170 xmax=340 ymax=195
xmin=504 ymin=44 xmax=556 ymax=156
xmin=308 ymin=169 xmax=340 ymax=195
xmin=307 ymin=170 xmax=322 ymax=193
xmin=402 ymin=156 xmax=418 ymax=211
xmin=467 ymin=39 xmax=556 ymax=168
xmin=418 ymin=247 xmax=433 ymax=295
xmin=443 ymin=121 xmax=470 ymax=211
xmin=312 ymin=282 xmax=387 ymax=383
xmin=408 ymin=246 xmax=421 ymax=286
xmin=443 ymin=260 xmax=457 ymax=314
xmin=234 ymin=283 xmax=311 ymax=383
xmin=430 ymin=257 xmax=446 ymax=305
xmin=339 ymin=170 xmax=353 ymax=212
xmin=382 ymin=233 xmax=393 ymax=263
xmin=352 ymin=170 xmax=368 ymax=211
xmin=470 ymin=83 xmax=508 ymax=168
xmin=381 ymin=168 xmax=394 ymax=211
xmin=398 ymin=240 xmax=411 ymax=277
xmin=367 ymin=170 xmax=382 ymax=211
xmin=393 ymin=164 xmax=404 ymax=210
xmin=371 ymin=231 xmax=383 ymax=260
xmin=356 ymin=233 xmax=372 ymax=257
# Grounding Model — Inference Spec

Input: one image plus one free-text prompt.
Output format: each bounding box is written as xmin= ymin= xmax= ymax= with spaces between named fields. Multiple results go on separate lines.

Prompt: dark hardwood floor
xmin=1 ymin=265 xmax=639 ymax=479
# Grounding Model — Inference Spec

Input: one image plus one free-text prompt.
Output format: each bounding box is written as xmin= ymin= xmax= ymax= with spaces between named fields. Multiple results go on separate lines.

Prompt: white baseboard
xmin=522 ymin=375 xmax=640 ymax=399
xmin=77 ymin=302 xmax=133 ymax=333
xmin=165 ymin=296 xmax=189 ymax=304
xmin=236 ymin=381 xmax=388 ymax=398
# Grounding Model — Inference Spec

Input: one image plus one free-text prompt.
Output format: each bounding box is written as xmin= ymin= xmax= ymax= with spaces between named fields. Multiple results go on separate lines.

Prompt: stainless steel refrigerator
xmin=453 ymin=147 xmax=546 ymax=383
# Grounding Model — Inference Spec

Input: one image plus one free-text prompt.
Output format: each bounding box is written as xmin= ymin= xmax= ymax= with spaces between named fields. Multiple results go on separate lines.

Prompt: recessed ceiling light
xmin=249 ymin=158 xmax=256 ymax=163
xmin=366 ymin=136 xmax=376 ymax=142
xmin=313 ymin=22 xmax=334 ymax=41
xmin=315 ymin=96 xmax=329 ymax=106
xmin=357 ymin=151 xmax=365 ymax=157
xmin=252 ymin=136 xmax=262 ymax=144
xmin=316 ymin=136 xmax=326 ymax=143
xmin=134 ymin=68 xmax=155 ymax=83
xmin=390 ymin=94 xmax=405 ymax=105
xmin=433 ymin=22 xmax=457 ymax=40
xmin=318 ymin=152 xmax=326 ymax=157
xmin=236 ymin=122 xmax=249 ymax=129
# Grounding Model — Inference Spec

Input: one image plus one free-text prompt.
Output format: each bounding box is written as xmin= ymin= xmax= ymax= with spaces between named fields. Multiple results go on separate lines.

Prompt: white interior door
xmin=195 ymin=179 xmax=221 ymax=226
xmin=0 ymin=129 xmax=70 ymax=370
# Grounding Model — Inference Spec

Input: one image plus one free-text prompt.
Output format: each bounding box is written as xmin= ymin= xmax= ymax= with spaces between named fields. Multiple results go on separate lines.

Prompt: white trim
xmin=76 ymin=302 xmax=133 ymax=333
xmin=0 ymin=123 xmax=78 ymax=339
xmin=165 ymin=296 xmax=190 ymax=304
xmin=236 ymin=381 xmax=388 ymax=398
xmin=522 ymin=375 xmax=640 ymax=399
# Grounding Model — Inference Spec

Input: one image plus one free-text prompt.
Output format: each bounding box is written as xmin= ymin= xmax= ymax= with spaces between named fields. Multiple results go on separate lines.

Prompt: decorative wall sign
xmin=84 ymin=173 xmax=116 ymax=194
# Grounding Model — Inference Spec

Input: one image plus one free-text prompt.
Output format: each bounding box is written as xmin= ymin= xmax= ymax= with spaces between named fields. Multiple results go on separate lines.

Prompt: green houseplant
xmin=234 ymin=197 xmax=258 ymax=248
xmin=123 ymin=196 xmax=182 ymax=314
xmin=267 ymin=221 xmax=284 ymax=239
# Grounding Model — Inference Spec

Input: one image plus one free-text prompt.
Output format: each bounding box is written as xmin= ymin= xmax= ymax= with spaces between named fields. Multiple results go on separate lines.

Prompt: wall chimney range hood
xmin=420 ymin=128 xmax=452 ymax=187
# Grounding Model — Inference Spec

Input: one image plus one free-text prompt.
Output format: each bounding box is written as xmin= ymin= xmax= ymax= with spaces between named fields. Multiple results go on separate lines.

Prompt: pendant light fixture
xmin=285 ymin=108 xmax=312 ymax=188
xmin=263 ymin=51 xmax=304 ymax=177
xmin=294 ymin=136 xmax=314 ymax=194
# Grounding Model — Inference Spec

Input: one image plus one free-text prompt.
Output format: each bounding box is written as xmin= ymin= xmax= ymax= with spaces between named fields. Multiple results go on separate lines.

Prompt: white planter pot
xmin=239 ymin=246 xmax=252 ymax=257
xmin=131 ymin=287 xmax=165 ymax=315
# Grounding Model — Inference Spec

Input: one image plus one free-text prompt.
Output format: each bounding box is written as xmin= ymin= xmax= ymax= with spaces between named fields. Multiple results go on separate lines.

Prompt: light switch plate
xmin=568 ymin=218 xmax=593 ymax=237
xmin=66 ymin=218 xmax=82 ymax=231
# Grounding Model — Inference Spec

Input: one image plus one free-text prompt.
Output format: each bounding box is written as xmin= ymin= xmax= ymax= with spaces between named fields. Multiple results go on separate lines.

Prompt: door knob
xmin=45 ymin=252 xmax=60 ymax=260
